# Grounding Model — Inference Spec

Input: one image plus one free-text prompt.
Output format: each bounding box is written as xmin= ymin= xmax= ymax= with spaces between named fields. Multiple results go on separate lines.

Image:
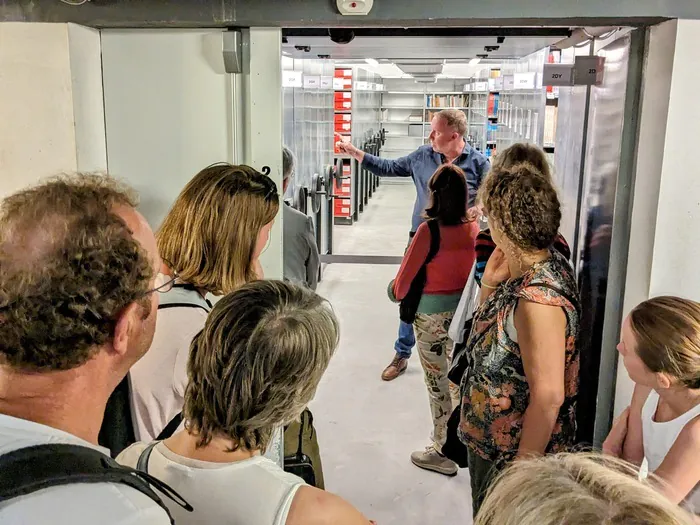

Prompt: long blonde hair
xmin=157 ymin=164 xmax=279 ymax=295
xmin=476 ymin=453 xmax=697 ymax=525
xmin=630 ymin=296 xmax=700 ymax=389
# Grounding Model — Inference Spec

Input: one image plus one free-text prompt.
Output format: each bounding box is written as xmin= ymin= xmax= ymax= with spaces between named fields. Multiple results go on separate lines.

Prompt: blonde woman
xmin=475 ymin=453 xmax=697 ymax=525
xmin=604 ymin=296 xmax=700 ymax=513
xmin=129 ymin=163 xmax=279 ymax=442
xmin=119 ymin=280 xmax=374 ymax=525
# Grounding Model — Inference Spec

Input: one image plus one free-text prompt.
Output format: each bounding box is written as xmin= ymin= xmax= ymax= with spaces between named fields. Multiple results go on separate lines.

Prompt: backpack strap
xmin=157 ymin=413 xmax=183 ymax=441
xmin=0 ymin=444 xmax=193 ymax=522
xmin=425 ymin=219 xmax=441 ymax=264
xmin=136 ymin=441 xmax=160 ymax=474
xmin=158 ymin=285 xmax=212 ymax=313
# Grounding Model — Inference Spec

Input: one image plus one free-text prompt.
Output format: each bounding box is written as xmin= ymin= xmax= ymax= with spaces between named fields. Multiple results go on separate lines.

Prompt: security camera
xmin=328 ymin=29 xmax=355 ymax=45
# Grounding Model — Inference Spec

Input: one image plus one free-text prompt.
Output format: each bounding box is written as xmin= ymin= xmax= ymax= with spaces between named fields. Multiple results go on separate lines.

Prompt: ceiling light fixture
xmin=469 ymin=58 xmax=481 ymax=66
xmin=365 ymin=58 xmax=379 ymax=67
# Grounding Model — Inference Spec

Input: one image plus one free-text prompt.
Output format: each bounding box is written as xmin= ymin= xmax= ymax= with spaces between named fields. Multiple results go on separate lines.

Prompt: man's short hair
xmin=438 ymin=109 xmax=468 ymax=137
xmin=0 ymin=174 xmax=154 ymax=372
xmin=282 ymin=146 xmax=296 ymax=183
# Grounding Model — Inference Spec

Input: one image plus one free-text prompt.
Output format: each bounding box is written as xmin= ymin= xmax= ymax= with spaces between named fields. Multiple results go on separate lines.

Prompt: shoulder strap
xmin=158 ymin=285 xmax=211 ymax=313
xmin=158 ymin=303 xmax=209 ymax=312
xmin=156 ymin=413 xmax=183 ymax=441
xmin=296 ymin=411 xmax=306 ymax=456
xmin=137 ymin=441 xmax=160 ymax=474
xmin=0 ymin=444 xmax=193 ymax=522
xmin=425 ymin=219 xmax=441 ymax=264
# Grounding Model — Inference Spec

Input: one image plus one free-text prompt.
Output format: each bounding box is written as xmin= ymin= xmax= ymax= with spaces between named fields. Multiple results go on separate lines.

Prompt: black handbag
xmin=441 ymin=405 xmax=470 ymax=468
xmin=283 ymin=410 xmax=316 ymax=487
xmin=447 ymin=318 xmax=473 ymax=385
xmin=399 ymin=220 xmax=441 ymax=324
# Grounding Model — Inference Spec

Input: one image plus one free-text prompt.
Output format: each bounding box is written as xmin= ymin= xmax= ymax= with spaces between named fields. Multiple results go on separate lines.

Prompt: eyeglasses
xmin=145 ymin=271 xmax=179 ymax=295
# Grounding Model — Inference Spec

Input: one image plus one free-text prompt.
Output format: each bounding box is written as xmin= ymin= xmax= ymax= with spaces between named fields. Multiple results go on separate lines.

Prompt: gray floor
xmin=312 ymin=180 xmax=474 ymax=525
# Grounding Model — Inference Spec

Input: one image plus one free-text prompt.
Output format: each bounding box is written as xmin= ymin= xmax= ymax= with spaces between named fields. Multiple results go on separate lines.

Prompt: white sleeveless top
xmin=118 ymin=441 xmax=305 ymax=525
xmin=642 ymin=390 xmax=700 ymax=512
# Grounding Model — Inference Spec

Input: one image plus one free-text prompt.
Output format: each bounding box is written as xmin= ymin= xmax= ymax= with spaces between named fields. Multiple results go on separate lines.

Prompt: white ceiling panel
xmin=282 ymin=35 xmax=562 ymax=61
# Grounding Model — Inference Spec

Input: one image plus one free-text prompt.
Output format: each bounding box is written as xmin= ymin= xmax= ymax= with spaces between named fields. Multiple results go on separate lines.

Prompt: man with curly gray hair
xmin=0 ymin=174 xmax=173 ymax=525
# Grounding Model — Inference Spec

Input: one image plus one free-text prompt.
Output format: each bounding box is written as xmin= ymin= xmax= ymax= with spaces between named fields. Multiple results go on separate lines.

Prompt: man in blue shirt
xmin=336 ymin=109 xmax=490 ymax=382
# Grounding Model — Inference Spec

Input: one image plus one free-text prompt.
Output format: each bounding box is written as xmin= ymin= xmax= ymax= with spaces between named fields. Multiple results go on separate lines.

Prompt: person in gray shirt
xmin=282 ymin=146 xmax=320 ymax=290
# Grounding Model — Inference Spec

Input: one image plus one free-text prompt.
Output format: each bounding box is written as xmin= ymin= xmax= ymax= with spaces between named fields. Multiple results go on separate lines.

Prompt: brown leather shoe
xmin=381 ymin=355 xmax=408 ymax=381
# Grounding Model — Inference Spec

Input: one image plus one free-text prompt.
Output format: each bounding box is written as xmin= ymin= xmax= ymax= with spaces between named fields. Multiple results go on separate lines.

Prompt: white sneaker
xmin=410 ymin=445 xmax=458 ymax=476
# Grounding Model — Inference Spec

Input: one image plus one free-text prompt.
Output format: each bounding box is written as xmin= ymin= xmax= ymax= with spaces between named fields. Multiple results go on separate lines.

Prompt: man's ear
xmin=113 ymin=303 xmax=137 ymax=357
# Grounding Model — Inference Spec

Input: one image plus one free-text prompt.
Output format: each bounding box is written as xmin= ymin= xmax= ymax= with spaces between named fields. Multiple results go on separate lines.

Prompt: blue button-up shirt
xmin=362 ymin=143 xmax=491 ymax=233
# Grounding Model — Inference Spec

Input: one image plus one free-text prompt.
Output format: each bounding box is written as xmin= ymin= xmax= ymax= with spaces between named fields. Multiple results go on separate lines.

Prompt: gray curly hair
xmin=0 ymin=174 xmax=153 ymax=372
xmin=183 ymin=279 xmax=339 ymax=452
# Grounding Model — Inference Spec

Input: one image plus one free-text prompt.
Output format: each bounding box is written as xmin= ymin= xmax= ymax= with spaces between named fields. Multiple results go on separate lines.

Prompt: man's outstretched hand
xmin=334 ymin=132 xmax=363 ymax=160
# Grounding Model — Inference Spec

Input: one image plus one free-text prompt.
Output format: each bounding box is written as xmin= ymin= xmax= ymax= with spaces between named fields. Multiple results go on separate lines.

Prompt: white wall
xmin=100 ymin=29 xmax=283 ymax=279
xmin=614 ymin=19 xmax=690 ymax=415
xmin=648 ymin=20 xmax=700 ymax=298
xmin=0 ymin=23 xmax=105 ymax=198
xmin=101 ymin=30 xmax=234 ymax=229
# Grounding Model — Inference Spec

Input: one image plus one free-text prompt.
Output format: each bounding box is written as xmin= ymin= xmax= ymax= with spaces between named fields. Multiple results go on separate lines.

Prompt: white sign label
xmin=304 ymin=75 xmax=320 ymax=89
xmin=503 ymin=75 xmax=515 ymax=90
xmin=320 ymin=76 xmax=333 ymax=89
xmin=282 ymin=70 xmax=303 ymax=88
xmin=333 ymin=77 xmax=345 ymax=90
xmin=514 ymin=72 xmax=536 ymax=90
xmin=473 ymin=81 xmax=488 ymax=92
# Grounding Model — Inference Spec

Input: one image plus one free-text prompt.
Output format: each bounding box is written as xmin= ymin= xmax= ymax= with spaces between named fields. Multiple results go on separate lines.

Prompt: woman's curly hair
xmin=184 ymin=280 xmax=339 ymax=452
xmin=478 ymin=161 xmax=561 ymax=252
xmin=0 ymin=174 xmax=154 ymax=372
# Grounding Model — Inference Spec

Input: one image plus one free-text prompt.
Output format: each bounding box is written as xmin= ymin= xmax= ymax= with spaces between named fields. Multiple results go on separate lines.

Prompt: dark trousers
xmin=467 ymin=449 xmax=501 ymax=518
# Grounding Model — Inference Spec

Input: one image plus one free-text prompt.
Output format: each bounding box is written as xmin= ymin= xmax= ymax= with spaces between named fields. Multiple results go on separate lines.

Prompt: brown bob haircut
xmin=157 ymin=163 xmax=279 ymax=295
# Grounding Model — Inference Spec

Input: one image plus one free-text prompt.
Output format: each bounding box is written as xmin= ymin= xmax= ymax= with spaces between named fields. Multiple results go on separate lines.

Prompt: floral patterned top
xmin=458 ymin=249 xmax=580 ymax=464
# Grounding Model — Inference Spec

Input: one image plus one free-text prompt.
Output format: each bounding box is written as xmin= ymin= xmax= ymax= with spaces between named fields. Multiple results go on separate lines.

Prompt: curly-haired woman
xmin=459 ymin=158 xmax=581 ymax=516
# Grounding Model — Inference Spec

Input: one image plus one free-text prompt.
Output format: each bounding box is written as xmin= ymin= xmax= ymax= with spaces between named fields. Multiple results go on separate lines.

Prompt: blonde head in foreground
xmin=475 ymin=453 xmax=697 ymax=525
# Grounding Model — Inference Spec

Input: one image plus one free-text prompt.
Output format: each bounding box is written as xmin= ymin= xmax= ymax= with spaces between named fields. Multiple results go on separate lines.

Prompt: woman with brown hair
xmin=129 ymin=163 xmax=279 ymax=442
xmin=460 ymin=161 xmax=580 ymax=515
xmin=388 ymin=163 xmax=479 ymax=477
xmin=604 ymin=296 xmax=700 ymax=513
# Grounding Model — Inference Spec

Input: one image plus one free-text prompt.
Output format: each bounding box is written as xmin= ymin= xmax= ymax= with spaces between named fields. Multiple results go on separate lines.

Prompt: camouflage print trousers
xmin=414 ymin=312 xmax=460 ymax=448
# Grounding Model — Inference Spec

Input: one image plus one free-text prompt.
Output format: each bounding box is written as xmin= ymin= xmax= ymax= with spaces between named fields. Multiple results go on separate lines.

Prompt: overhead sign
xmin=543 ymin=64 xmax=574 ymax=86
xmin=303 ymin=75 xmax=320 ymax=89
xmin=574 ymin=56 xmax=606 ymax=85
xmin=503 ymin=75 xmax=515 ymax=90
xmin=282 ymin=70 xmax=302 ymax=88
xmin=514 ymin=72 xmax=536 ymax=90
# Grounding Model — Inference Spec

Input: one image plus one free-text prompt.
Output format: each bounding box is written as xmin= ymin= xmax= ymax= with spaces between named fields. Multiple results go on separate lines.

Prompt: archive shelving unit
xmin=378 ymin=79 xmax=495 ymax=158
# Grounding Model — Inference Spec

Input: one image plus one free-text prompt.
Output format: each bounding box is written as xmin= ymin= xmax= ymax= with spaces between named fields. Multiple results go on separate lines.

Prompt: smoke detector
xmin=337 ymin=0 xmax=374 ymax=15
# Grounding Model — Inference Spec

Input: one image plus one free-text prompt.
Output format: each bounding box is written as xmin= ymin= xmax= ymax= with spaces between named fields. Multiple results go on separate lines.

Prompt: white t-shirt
xmin=642 ymin=389 xmax=700 ymax=513
xmin=118 ymin=441 xmax=305 ymax=525
xmin=129 ymin=285 xmax=210 ymax=441
xmin=0 ymin=414 xmax=170 ymax=525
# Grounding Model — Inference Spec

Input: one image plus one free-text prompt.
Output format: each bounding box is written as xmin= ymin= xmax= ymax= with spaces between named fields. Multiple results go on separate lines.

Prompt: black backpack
xmin=0 ymin=443 xmax=193 ymax=523
xmin=99 ymin=286 xmax=211 ymax=458
xmin=399 ymin=219 xmax=441 ymax=324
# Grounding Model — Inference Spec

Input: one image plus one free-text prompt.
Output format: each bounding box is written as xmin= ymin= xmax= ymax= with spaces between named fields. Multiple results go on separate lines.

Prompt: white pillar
xmin=0 ymin=22 xmax=106 ymax=199
xmin=615 ymin=19 xmax=700 ymax=414
xmin=239 ymin=27 xmax=284 ymax=279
